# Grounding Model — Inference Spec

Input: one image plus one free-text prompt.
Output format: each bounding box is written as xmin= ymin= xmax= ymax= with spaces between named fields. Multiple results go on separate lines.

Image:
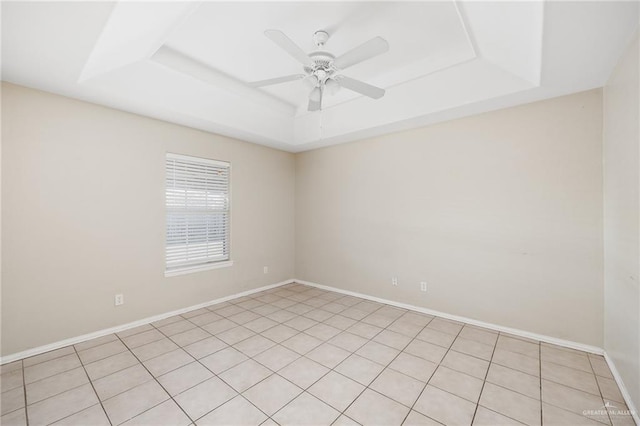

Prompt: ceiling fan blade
xmin=332 ymin=36 xmax=389 ymax=70
xmin=249 ymin=74 xmax=305 ymax=87
xmin=265 ymin=30 xmax=315 ymax=68
xmin=308 ymin=98 xmax=321 ymax=112
xmin=336 ymin=75 xmax=385 ymax=99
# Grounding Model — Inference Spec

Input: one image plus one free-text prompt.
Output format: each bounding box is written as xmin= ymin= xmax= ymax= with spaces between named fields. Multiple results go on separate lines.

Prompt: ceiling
xmin=2 ymin=1 xmax=638 ymax=152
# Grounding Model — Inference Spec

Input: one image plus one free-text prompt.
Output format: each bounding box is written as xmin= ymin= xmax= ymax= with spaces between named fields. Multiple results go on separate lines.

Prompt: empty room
xmin=1 ymin=1 xmax=639 ymax=425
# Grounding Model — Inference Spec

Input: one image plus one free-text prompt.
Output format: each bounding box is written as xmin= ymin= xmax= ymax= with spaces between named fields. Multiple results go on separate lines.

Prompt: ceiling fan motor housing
xmin=304 ymin=51 xmax=336 ymax=85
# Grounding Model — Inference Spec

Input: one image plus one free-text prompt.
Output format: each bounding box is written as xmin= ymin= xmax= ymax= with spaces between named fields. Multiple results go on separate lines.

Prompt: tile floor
xmin=0 ymin=283 xmax=636 ymax=426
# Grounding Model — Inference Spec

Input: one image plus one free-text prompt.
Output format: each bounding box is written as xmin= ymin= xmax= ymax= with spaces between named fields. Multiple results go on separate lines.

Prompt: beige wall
xmin=603 ymin=32 xmax=640 ymax=411
xmin=296 ymin=89 xmax=604 ymax=347
xmin=1 ymin=82 xmax=296 ymax=356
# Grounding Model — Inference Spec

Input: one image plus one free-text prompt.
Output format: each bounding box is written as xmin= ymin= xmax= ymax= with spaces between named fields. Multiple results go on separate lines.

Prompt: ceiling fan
xmin=250 ymin=30 xmax=389 ymax=111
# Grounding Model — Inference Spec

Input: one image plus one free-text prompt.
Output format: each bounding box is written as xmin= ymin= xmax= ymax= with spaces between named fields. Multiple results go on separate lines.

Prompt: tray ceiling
xmin=2 ymin=1 xmax=638 ymax=152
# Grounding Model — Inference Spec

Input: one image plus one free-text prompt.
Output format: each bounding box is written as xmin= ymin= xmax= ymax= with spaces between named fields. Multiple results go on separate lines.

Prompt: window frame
xmin=164 ymin=152 xmax=232 ymax=277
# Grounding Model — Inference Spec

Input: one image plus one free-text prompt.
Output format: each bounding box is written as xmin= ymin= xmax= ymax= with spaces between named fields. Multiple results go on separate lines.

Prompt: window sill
xmin=165 ymin=260 xmax=233 ymax=277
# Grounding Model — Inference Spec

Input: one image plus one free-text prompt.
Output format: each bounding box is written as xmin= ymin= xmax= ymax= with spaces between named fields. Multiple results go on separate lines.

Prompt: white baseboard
xmin=0 ymin=279 xmax=295 ymax=365
xmin=604 ymin=352 xmax=640 ymax=425
xmin=295 ymin=279 xmax=605 ymax=355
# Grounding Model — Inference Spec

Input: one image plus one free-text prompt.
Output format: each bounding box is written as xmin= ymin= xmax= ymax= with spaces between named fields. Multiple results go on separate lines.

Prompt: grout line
xmin=469 ymin=330 xmax=501 ymax=425
xmin=71 ymin=345 xmax=113 ymax=426
xmin=21 ymin=359 xmax=29 ymax=426
xmin=539 ymin=342 xmax=543 ymax=426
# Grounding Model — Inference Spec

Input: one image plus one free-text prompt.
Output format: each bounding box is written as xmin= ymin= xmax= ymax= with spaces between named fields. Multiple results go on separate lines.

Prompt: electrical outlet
xmin=420 ymin=282 xmax=427 ymax=292
xmin=114 ymin=294 xmax=124 ymax=306
xmin=392 ymin=277 xmax=398 ymax=286
xmin=263 ymin=266 xmax=269 ymax=274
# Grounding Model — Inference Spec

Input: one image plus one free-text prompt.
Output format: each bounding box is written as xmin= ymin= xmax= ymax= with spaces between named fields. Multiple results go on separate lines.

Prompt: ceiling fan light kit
xmin=254 ymin=29 xmax=389 ymax=111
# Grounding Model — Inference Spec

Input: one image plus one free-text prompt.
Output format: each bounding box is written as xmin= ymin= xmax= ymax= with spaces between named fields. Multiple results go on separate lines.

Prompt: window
xmin=165 ymin=153 xmax=231 ymax=275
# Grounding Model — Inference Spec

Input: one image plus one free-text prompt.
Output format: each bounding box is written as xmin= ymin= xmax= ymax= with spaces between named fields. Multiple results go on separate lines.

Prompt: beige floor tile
xmin=279 ymin=357 xmax=329 ymax=389
xmin=116 ymin=325 xmax=154 ymax=339
xmin=84 ymin=351 xmax=139 ymax=381
xmin=26 ymin=367 xmax=89 ymax=404
xmin=335 ymin=354 xmax=385 ymax=386
xmin=273 ymin=392 xmax=340 ymax=426
xmin=1 ymin=386 xmax=25 ymax=416
xmin=451 ymin=337 xmax=494 ymax=361
xmin=170 ymin=328 xmax=211 ymax=347
xmin=253 ymin=345 xmax=300 ymax=371
xmin=284 ymin=316 xmax=318 ymax=331
xmin=143 ymin=349 xmax=194 ymax=377
xmin=345 ymin=389 xmax=410 ymax=426
xmin=78 ymin=340 xmax=128 ymax=365
xmin=282 ymin=333 xmax=323 ymax=355
xmin=1 ymin=407 xmax=26 ymax=426
xmin=24 ymin=354 xmax=82 ymax=384
xmin=228 ymin=310 xmax=261 ymax=325
xmin=441 ymin=350 xmax=489 ymax=379
xmin=199 ymin=347 xmax=248 ymax=374
xmin=308 ymin=371 xmax=365 ymax=411
xmin=321 ymin=302 xmax=348 ymax=314
xmin=131 ymin=338 xmax=179 ymax=362
xmin=415 ymin=328 xmax=456 ymax=348
xmin=181 ymin=308 xmax=211 ymax=319
xmin=74 ymin=335 xmax=119 ymax=353
xmin=473 ymin=406 xmax=523 ymax=425
xmin=307 ymin=343 xmax=351 ymax=368
xmin=214 ymin=305 xmax=246 ymax=317
xmin=370 ymin=368 xmax=425 ymax=407
xmin=305 ymin=309 xmax=335 ymax=323
xmin=398 ymin=312 xmax=433 ymax=327
xmin=242 ymin=374 xmax=302 ymax=416
xmin=52 ymin=404 xmax=110 ymax=426
xmin=403 ymin=410 xmax=442 ymax=425
xmin=174 ymin=377 xmax=237 ymax=420
xmin=244 ymin=317 xmax=279 ymax=333
xmin=459 ymin=326 xmax=499 ymax=346
xmin=267 ymin=309 xmax=298 ymax=323
xmin=492 ymin=348 xmax=540 ymax=377
xmin=188 ymin=312 xmax=223 ymax=327
xmin=93 ymin=364 xmax=153 ymax=401
xmin=261 ymin=324 xmax=299 ymax=343
xmin=541 ymin=345 xmax=592 ymax=373
xmin=541 ymin=380 xmax=606 ymax=421
xmin=0 ymin=361 xmax=23 ymax=375
xmin=23 ymin=347 xmax=76 ymax=368
xmin=102 ymin=380 xmax=168 ymax=425
xmin=216 ymin=326 xmax=256 ymax=345
xmin=1 ymin=369 xmax=24 ymax=393
xmin=373 ymin=329 xmax=412 ymax=350
xmin=346 ymin=322 xmax=383 ymax=339
xmin=388 ymin=352 xmax=437 ymax=382
xmin=589 ymin=356 xmax=614 ymax=379
xmin=542 ymin=403 xmax=603 ymax=426
xmin=183 ymin=336 xmax=227 ymax=360
xmin=200 ymin=319 xmax=237 ymax=335
xmin=487 ymin=363 xmax=540 ymax=399
xmin=233 ymin=335 xmax=275 ymax=357
xmin=121 ymin=399 xmax=191 ymax=426
xmin=542 ymin=361 xmax=600 ymax=395
xmin=356 ymin=341 xmax=400 ymax=365
xmin=405 ymin=340 xmax=448 ymax=363
xmin=324 ymin=315 xmax=358 ymax=331
xmin=237 ymin=299 xmax=264 ymax=310
xmin=305 ymin=323 xmax=342 ymax=341
xmin=196 ymin=395 xmax=266 ymax=426
xmin=415 ymin=385 xmax=477 ymax=426
xmin=596 ymin=375 xmax=625 ymax=404
xmin=219 ymin=359 xmax=272 ymax=392
xmin=426 ymin=318 xmax=464 ymax=335
xmin=479 ymin=382 xmax=541 ymax=425
xmin=286 ymin=303 xmax=315 ymax=315
xmin=122 ymin=330 xmax=165 ymax=349
xmin=28 ymin=383 xmax=98 ymax=425
xmin=157 ymin=362 xmax=213 ymax=396
xmin=496 ymin=336 xmax=539 ymax=359
xmin=252 ymin=304 xmax=281 ymax=317
xmin=429 ymin=366 xmax=484 ymax=403
xmin=362 ymin=313 xmax=395 ymax=328
xmin=387 ymin=320 xmax=424 ymax=338
xmin=329 ymin=332 xmax=369 ymax=352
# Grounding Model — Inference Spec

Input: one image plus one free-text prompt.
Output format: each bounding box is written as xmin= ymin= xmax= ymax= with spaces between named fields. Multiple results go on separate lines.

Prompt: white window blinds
xmin=166 ymin=153 xmax=230 ymax=272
